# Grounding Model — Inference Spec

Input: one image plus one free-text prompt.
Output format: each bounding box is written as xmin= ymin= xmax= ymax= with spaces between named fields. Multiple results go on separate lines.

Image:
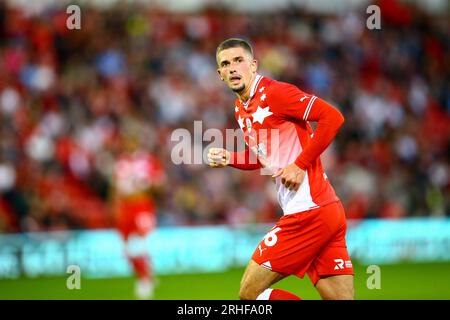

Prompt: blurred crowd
xmin=0 ymin=0 xmax=448 ymax=233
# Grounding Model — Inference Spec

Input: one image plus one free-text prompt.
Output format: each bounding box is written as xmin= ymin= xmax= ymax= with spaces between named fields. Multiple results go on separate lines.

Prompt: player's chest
xmin=234 ymin=100 xmax=278 ymax=134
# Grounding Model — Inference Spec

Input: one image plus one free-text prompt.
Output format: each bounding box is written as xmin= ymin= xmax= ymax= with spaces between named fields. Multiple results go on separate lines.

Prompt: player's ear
xmin=251 ymin=59 xmax=258 ymax=74
xmin=217 ymin=69 xmax=224 ymax=81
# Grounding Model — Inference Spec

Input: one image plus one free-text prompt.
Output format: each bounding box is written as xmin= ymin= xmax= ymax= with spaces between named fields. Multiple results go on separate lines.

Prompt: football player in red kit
xmin=112 ymin=137 xmax=165 ymax=299
xmin=208 ymin=38 xmax=354 ymax=300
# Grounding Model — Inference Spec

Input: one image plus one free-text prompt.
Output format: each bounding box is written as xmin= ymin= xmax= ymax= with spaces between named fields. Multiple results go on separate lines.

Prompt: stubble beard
xmin=231 ymin=83 xmax=245 ymax=93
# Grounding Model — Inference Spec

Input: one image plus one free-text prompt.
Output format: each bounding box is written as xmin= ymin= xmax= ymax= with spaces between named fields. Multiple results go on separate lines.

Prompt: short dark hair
xmin=216 ymin=38 xmax=253 ymax=64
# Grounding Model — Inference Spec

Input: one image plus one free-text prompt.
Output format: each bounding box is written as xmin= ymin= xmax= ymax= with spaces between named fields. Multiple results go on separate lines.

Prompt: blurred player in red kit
xmin=208 ymin=38 xmax=354 ymax=300
xmin=111 ymin=137 xmax=165 ymax=299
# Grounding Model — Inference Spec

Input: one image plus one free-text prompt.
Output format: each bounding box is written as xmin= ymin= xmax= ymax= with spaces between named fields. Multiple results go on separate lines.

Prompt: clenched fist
xmin=207 ymin=148 xmax=230 ymax=168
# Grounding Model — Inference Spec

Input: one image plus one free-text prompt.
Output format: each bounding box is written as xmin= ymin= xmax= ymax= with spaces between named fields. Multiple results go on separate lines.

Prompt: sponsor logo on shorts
xmin=345 ymin=260 xmax=353 ymax=268
xmin=334 ymin=258 xmax=352 ymax=270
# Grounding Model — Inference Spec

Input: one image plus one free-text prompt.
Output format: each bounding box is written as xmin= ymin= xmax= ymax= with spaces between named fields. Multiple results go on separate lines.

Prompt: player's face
xmin=217 ymin=47 xmax=257 ymax=94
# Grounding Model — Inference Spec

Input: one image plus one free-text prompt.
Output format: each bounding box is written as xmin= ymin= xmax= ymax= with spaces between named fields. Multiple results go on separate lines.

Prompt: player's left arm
xmin=293 ymin=97 xmax=344 ymax=171
xmin=268 ymin=83 xmax=345 ymax=190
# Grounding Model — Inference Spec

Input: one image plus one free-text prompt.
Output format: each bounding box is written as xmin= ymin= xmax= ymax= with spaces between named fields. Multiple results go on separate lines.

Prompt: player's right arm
xmin=207 ymin=147 xmax=262 ymax=170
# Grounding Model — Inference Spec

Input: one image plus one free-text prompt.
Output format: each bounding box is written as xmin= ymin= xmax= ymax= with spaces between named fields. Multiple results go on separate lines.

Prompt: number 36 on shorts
xmin=264 ymin=227 xmax=281 ymax=247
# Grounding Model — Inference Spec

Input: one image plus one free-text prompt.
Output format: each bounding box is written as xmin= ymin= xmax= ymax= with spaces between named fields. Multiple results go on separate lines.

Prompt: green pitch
xmin=0 ymin=261 xmax=449 ymax=300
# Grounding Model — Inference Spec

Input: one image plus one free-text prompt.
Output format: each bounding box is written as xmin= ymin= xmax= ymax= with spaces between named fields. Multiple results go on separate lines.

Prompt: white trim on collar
xmin=243 ymin=74 xmax=263 ymax=109
xmin=250 ymin=74 xmax=263 ymax=98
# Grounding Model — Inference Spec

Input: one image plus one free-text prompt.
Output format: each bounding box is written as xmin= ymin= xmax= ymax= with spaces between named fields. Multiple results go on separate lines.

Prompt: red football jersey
xmin=230 ymin=75 xmax=344 ymax=215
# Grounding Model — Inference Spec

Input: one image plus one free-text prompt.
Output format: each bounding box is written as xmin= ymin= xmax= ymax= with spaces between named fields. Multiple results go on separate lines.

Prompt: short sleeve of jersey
xmin=266 ymin=81 xmax=319 ymax=122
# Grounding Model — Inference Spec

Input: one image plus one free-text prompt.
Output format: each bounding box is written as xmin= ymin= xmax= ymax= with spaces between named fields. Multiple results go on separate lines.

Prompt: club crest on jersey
xmin=246 ymin=118 xmax=253 ymax=132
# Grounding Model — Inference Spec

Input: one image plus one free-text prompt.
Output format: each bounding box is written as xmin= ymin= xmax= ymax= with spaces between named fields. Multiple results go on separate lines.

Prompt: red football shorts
xmin=252 ymin=201 xmax=354 ymax=285
xmin=116 ymin=198 xmax=156 ymax=239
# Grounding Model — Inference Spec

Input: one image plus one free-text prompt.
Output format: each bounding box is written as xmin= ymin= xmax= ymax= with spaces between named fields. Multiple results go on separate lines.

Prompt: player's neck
xmin=236 ymin=73 xmax=257 ymax=103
